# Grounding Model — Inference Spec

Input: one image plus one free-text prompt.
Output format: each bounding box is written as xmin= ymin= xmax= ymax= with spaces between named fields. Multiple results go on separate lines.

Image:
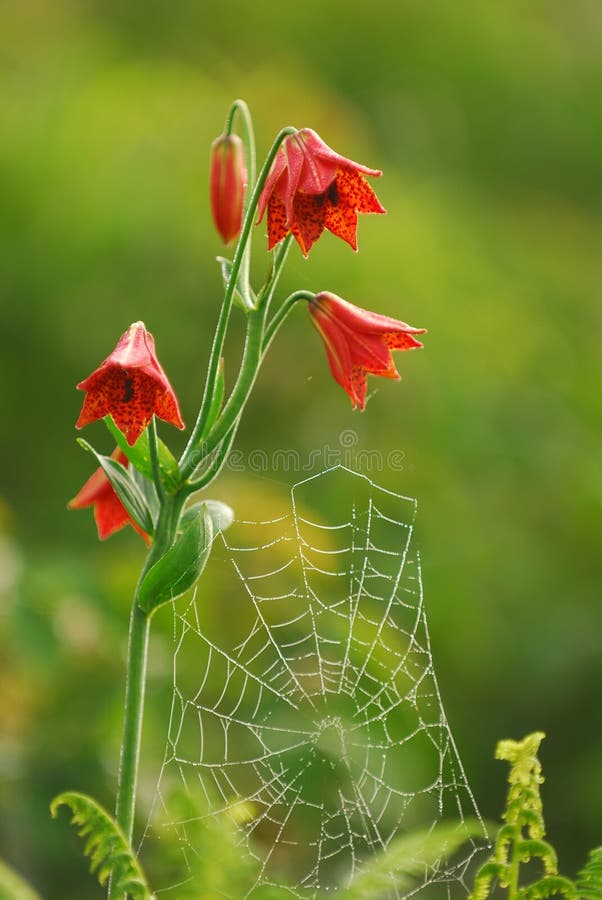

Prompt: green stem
xmin=507 ymin=828 xmax=521 ymax=900
xmin=183 ymin=254 xmax=295 ymax=488
xmin=147 ymin=417 xmax=164 ymax=502
xmin=225 ymin=101 xmax=256 ymax=188
xmin=256 ymin=234 xmax=292 ymax=316
xmin=179 ymin=126 xmax=296 ymax=475
xmin=186 ymin=420 xmax=239 ymax=491
xmin=225 ymin=99 xmax=256 ymax=301
xmin=262 ymin=289 xmax=314 ymax=353
xmin=109 ymin=491 xmax=185 ymax=899
xmin=190 ymin=306 xmax=267 ymax=467
xmin=182 ymin=244 xmax=299 ymax=482
xmin=113 ymin=602 xmax=149 ymax=845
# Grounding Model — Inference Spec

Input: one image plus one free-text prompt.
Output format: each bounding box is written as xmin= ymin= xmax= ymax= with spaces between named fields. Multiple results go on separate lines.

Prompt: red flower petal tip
xmin=210 ymin=133 xmax=247 ymax=245
xmin=68 ymin=448 xmax=150 ymax=542
xmin=257 ymin=128 xmax=386 ymax=256
xmin=309 ymin=292 xmax=426 ymax=409
xmin=76 ymin=321 xmax=185 ymax=446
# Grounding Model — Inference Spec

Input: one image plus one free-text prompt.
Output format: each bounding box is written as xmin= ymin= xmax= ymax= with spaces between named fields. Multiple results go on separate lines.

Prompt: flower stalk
xmin=180 ymin=126 xmax=297 ymax=479
xmin=224 ymin=99 xmax=256 ymax=298
xmin=109 ymin=487 xmax=184 ymax=900
xmin=62 ymin=99 xmax=427 ymax=899
xmin=262 ymin=289 xmax=315 ymax=352
xmin=112 ymin=601 xmax=149 ymax=849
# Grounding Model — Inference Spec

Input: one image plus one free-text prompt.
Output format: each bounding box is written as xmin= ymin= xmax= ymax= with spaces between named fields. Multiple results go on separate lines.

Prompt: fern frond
xmin=516 ymin=838 xmax=558 ymax=873
xmin=51 ymin=791 xmax=152 ymax=899
xmin=472 ymin=862 xmax=509 ymax=900
xmin=519 ymin=875 xmax=576 ymax=900
xmin=576 ymin=846 xmax=602 ymax=900
xmin=470 ymin=733 xmax=578 ymax=900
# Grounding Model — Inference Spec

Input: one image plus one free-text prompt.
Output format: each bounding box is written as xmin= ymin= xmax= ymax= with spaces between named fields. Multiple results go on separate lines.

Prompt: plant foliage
xmin=50 ymin=791 xmax=152 ymax=899
xmin=471 ymin=732 xmax=588 ymax=900
xmin=339 ymin=819 xmax=484 ymax=899
xmin=576 ymin=847 xmax=602 ymax=900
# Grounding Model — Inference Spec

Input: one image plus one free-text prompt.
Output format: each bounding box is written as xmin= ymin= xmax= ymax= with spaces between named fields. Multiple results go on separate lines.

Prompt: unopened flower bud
xmin=210 ymin=133 xmax=246 ymax=244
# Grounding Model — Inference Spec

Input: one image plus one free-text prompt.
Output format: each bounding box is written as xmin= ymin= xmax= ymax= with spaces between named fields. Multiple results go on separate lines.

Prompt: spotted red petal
xmin=76 ymin=321 xmax=184 ymax=446
xmin=266 ymin=194 xmax=290 ymax=251
xmin=325 ymin=167 xmax=385 ymax=250
xmin=258 ymin=129 xmax=385 ymax=256
xmin=309 ymin=293 xmax=426 ymax=409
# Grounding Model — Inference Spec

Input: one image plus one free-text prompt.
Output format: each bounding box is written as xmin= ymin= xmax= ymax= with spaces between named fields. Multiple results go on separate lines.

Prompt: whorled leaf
xmin=129 ymin=465 xmax=160 ymax=525
xmin=104 ymin=415 xmax=180 ymax=493
xmin=137 ymin=503 xmax=213 ymax=615
xmin=77 ymin=438 xmax=155 ymax=535
xmin=50 ymin=791 xmax=152 ymax=899
xmin=216 ymin=255 xmax=255 ymax=311
xmin=183 ymin=498 xmax=234 ymax=535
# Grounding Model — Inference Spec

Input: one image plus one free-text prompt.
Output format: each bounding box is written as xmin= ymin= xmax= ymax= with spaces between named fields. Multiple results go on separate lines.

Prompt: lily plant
xmin=55 ymin=99 xmax=426 ymax=897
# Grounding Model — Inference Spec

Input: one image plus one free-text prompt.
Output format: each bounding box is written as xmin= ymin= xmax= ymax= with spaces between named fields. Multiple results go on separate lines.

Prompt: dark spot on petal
xmin=306 ymin=191 xmax=325 ymax=208
xmin=122 ymin=373 xmax=135 ymax=403
xmin=327 ymin=181 xmax=339 ymax=205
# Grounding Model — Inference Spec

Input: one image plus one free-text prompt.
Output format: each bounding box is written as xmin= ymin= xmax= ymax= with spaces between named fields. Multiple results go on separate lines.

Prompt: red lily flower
xmin=76 ymin=321 xmax=184 ymax=446
xmin=308 ymin=292 xmax=426 ymax=410
xmin=68 ymin=449 xmax=150 ymax=542
xmin=257 ymin=128 xmax=385 ymax=256
xmin=210 ymin=133 xmax=246 ymax=244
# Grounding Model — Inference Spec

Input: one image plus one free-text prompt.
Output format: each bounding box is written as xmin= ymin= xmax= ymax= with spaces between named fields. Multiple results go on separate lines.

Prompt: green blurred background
xmin=1 ymin=0 xmax=601 ymax=896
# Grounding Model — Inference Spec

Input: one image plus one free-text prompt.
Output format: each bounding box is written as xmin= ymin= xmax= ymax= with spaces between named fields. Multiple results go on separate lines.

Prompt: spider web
xmin=143 ymin=466 xmax=488 ymax=898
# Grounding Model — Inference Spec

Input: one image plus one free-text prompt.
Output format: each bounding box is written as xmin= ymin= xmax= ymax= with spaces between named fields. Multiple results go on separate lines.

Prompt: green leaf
xmin=341 ymin=819 xmax=485 ymax=899
xmin=50 ymin=791 xmax=152 ymax=899
xmin=520 ymin=875 xmax=577 ymax=900
xmin=0 ymin=858 xmax=43 ymax=900
xmin=216 ymin=255 xmax=255 ymax=311
xmin=576 ymin=846 xmax=602 ymax=900
xmin=516 ymin=838 xmax=558 ymax=872
xmin=77 ymin=439 xmax=155 ymax=535
xmin=104 ymin=416 xmax=180 ymax=493
xmin=472 ymin=862 xmax=510 ymax=900
xmin=137 ymin=504 xmax=213 ymax=614
xmin=129 ymin=466 xmax=160 ymax=524
xmin=183 ymin=499 xmax=234 ymax=535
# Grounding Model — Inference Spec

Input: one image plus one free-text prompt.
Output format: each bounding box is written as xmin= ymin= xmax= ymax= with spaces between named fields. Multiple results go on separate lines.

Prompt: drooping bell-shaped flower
xmin=76 ymin=321 xmax=184 ymax=446
xmin=68 ymin=449 xmax=149 ymax=542
xmin=309 ymin=292 xmax=426 ymax=409
xmin=257 ymin=128 xmax=385 ymax=256
xmin=210 ymin=133 xmax=246 ymax=244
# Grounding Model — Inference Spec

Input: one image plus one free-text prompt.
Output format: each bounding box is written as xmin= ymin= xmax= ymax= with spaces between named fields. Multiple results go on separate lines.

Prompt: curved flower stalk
xmin=61 ymin=99 xmax=426 ymax=898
